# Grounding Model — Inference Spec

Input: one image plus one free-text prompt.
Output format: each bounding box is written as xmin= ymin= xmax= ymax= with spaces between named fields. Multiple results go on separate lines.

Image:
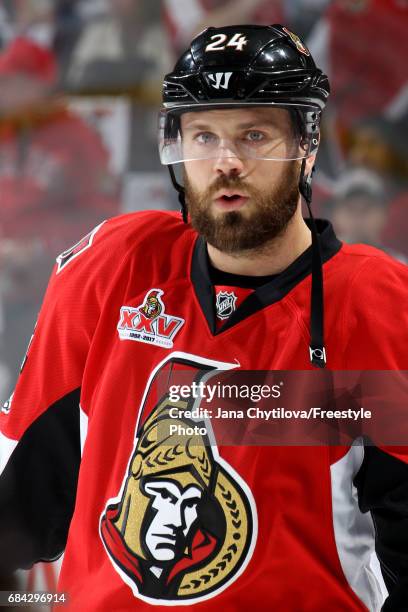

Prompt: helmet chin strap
xmin=299 ymin=158 xmax=327 ymax=368
xmin=168 ymin=165 xmax=188 ymax=223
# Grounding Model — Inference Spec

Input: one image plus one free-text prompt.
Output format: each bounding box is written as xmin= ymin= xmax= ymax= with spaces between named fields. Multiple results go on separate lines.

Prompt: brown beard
xmin=184 ymin=161 xmax=301 ymax=254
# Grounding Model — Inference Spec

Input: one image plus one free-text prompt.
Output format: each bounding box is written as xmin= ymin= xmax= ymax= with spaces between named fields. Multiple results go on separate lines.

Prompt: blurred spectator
xmin=307 ymin=0 xmax=408 ymax=234
xmin=66 ymin=0 xmax=171 ymax=173
xmin=342 ymin=115 xmax=408 ymax=256
xmin=67 ymin=0 xmax=169 ymax=95
xmin=0 ymin=36 xmax=119 ymax=389
xmin=0 ymin=0 xmax=81 ymax=82
xmin=0 ymin=36 xmax=57 ymax=110
xmin=8 ymin=0 xmax=56 ymax=47
xmin=308 ymin=0 xmax=408 ymax=126
xmin=0 ymin=37 xmax=118 ymax=248
xmin=345 ymin=116 xmax=408 ymax=190
xmin=327 ymin=168 xmax=407 ymax=263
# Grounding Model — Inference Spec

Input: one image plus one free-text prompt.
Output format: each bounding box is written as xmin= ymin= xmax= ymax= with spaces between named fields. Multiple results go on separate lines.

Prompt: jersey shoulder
xmin=55 ymin=210 xmax=191 ymax=276
xmin=332 ymin=244 xmax=408 ymax=368
xmin=333 ymin=242 xmax=408 ymax=294
xmin=49 ymin=210 xmax=197 ymax=309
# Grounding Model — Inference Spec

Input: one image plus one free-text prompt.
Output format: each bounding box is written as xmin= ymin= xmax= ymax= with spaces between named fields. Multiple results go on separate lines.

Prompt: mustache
xmin=206 ymin=174 xmax=255 ymax=197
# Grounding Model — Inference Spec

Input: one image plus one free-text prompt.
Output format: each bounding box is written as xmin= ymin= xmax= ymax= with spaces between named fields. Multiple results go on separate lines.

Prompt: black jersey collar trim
xmin=209 ymin=264 xmax=278 ymax=288
xmin=190 ymin=218 xmax=342 ymax=335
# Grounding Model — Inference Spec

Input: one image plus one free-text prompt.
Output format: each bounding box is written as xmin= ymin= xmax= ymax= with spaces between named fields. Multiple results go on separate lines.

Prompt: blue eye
xmin=246 ymin=131 xmax=264 ymax=142
xmin=195 ymin=132 xmax=217 ymax=145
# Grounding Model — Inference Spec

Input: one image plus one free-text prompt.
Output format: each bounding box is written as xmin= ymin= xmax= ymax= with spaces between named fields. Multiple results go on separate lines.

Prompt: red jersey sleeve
xmin=0 ymin=216 xmax=129 ymax=571
xmin=341 ymin=250 xmax=408 ymax=609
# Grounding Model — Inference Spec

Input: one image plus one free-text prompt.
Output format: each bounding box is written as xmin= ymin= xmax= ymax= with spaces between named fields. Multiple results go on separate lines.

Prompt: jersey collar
xmin=190 ymin=218 xmax=342 ymax=335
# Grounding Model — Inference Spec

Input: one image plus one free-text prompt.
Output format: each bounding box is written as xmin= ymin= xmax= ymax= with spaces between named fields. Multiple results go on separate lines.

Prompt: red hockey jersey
xmin=1 ymin=211 xmax=408 ymax=611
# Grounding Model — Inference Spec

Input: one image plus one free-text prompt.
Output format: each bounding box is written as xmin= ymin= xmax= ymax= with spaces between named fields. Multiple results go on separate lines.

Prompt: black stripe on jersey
xmin=191 ymin=219 xmax=342 ymax=335
xmin=0 ymin=388 xmax=81 ymax=573
xmin=354 ymin=444 xmax=408 ymax=610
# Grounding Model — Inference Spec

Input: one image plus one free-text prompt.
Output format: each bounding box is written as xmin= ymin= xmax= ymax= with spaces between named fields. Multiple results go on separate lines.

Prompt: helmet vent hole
xmin=163 ymin=84 xmax=189 ymax=99
xmin=257 ymin=74 xmax=313 ymax=96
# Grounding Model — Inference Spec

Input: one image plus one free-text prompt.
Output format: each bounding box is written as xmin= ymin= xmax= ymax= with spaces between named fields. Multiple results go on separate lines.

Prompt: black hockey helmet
xmin=164 ymin=24 xmax=328 ymax=105
xmin=159 ymin=25 xmax=330 ymax=368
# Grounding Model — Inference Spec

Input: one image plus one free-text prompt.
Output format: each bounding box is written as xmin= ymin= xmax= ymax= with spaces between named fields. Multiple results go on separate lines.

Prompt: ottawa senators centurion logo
xmin=100 ymin=354 xmax=257 ymax=605
xmin=282 ymin=26 xmax=310 ymax=56
xmin=139 ymin=290 xmax=163 ymax=319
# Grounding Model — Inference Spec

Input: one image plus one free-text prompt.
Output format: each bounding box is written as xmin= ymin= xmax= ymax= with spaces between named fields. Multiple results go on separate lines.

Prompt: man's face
xmin=181 ymin=107 xmax=302 ymax=253
xmin=143 ymin=479 xmax=202 ymax=563
xmin=146 ymin=301 xmax=156 ymax=315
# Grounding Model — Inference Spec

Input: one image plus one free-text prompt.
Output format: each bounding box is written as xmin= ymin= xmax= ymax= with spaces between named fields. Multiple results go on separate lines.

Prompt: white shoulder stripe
xmin=0 ymin=431 xmax=18 ymax=476
xmin=330 ymin=439 xmax=387 ymax=611
xmin=79 ymin=405 xmax=88 ymax=457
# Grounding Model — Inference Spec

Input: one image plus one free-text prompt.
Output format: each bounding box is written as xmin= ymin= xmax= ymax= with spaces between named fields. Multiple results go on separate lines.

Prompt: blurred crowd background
xmin=0 ymin=0 xmax=406 ymax=401
xmin=0 ymin=0 xmax=406 ymax=602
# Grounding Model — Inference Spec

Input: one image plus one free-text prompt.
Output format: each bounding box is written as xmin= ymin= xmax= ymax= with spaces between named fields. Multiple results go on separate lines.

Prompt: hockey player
xmin=1 ymin=24 xmax=408 ymax=611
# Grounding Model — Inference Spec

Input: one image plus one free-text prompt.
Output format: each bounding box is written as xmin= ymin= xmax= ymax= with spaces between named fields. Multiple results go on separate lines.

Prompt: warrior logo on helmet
xmin=100 ymin=356 xmax=257 ymax=604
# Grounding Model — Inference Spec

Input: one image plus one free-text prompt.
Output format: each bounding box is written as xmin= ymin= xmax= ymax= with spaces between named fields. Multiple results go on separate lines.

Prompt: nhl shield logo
xmin=216 ymin=291 xmax=237 ymax=321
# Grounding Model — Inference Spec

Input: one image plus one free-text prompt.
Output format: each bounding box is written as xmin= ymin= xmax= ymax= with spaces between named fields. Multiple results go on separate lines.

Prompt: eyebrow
xmin=182 ymin=120 xmax=277 ymax=131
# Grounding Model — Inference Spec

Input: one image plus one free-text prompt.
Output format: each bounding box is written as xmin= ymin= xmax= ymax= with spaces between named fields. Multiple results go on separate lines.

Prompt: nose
xmin=166 ymin=502 xmax=183 ymax=529
xmin=213 ymin=144 xmax=245 ymax=176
